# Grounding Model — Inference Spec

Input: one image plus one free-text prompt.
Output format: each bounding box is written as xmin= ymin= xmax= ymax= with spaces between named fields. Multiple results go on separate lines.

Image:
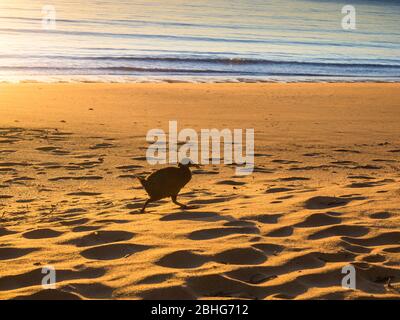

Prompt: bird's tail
xmin=137 ymin=176 xmax=147 ymax=188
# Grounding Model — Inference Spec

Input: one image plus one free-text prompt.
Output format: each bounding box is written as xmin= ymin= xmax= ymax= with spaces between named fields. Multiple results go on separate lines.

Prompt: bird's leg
xmin=140 ymin=199 xmax=151 ymax=213
xmin=171 ymin=195 xmax=188 ymax=209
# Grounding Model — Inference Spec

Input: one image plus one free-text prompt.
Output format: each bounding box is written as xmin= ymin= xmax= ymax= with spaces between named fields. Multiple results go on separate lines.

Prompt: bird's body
xmin=139 ymin=165 xmax=191 ymax=201
xmin=138 ymin=162 xmax=195 ymax=212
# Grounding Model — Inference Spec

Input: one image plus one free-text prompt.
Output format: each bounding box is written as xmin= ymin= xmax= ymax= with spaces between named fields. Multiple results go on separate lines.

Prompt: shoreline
xmin=1 ymin=76 xmax=400 ymax=85
xmin=1 ymin=80 xmax=400 ymax=85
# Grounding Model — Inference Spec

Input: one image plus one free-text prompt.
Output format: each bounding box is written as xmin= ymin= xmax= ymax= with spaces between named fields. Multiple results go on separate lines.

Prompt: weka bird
xmin=138 ymin=160 xmax=198 ymax=213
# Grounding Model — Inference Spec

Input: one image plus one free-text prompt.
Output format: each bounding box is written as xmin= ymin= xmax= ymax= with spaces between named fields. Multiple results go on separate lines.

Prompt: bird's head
xmin=178 ymin=158 xmax=200 ymax=169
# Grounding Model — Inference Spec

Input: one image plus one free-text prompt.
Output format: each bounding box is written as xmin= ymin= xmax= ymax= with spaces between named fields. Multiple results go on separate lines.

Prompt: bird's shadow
xmin=160 ymin=210 xmax=232 ymax=222
xmin=129 ymin=204 xmax=202 ymax=215
xmin=129 ymin=205 xmax=234 ymax=224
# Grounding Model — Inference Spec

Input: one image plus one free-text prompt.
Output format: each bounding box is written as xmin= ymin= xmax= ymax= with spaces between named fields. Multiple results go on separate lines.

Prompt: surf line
xmin=146 ymin=120 xmax=255 ymax=175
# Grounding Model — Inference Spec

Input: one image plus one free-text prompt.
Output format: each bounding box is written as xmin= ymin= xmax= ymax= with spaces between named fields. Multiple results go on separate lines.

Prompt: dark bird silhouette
xmin=138 ymin=160 xmax=198 ymax=213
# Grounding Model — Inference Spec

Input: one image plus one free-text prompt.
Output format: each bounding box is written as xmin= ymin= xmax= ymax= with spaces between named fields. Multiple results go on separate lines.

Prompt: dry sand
xmin=0 ymin=83 xmax=399 ymax=300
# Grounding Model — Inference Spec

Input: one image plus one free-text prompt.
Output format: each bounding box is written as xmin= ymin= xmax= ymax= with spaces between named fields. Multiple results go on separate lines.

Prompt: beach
xmin=0 ymin=82 xmax=399 ymax=299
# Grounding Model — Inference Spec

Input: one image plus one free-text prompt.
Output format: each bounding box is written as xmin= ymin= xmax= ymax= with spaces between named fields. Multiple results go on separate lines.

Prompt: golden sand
xmin=0 ymin=83 xmax=399 ymax=299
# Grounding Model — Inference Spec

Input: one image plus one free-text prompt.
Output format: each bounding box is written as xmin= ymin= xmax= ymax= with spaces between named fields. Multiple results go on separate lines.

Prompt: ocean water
xmin=0 ymin=0 xmax=399 ymax=82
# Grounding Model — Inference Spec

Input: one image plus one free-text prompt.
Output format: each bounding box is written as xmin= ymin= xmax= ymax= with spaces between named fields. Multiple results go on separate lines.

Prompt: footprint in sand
xmin=361 ymin=254 xmax=386 ymax=263
xmin=22 ymin=228 xmax=63 ymax=239
xmin=0 ymin=150 xmax=16 ymax=154
xmin=214 ymin=247 xmax=267 ymax=265
xmin=241 ymin=214 xmax=282 ymax=224
xmin=350 ymin=263 xmax=400 ymax=290
xmin=265 ymin=226 xmax=293 ymax=237
xmin=156 ymin=250 xmax=208 ymax=269
xmin=0 ymin=138 xmax=19 ymax=144
xmin=131 ymin=156 xmax=148 ymax=161
xmin=0 ymin=195 xmax=13 ymax=199
xmin=251 ymin=166 xmax=275 ymax=174
xmin=192 ymin=169 xmax=220 ymax=175
xmin=383 ymin=247 xmax=400 ymax=253
xmin=90 ymin=143 xmax=114 ymax=150
xmin=370 ymin=211 xmax=392 ymax=219
xmin=216 ymin=180 xmax=246 ymax=186
xmin=0 ymin=267 xmax=105 ymax=291
xmin=372 ymin=158 xmax=397 ymax=163
xmin=186 ymin=274 xmax=260 ymax=299
xmin=160 ymin=211 xmax=226 ymax=222
xmin=5 ymin=176 xmax=35 ymax=185
xmin=50 ymin=176 xmax=103 ymax=182
xmin=277 ymin=195 xmax=294 ymax=200
xmin=303 ymin=152 xmax=322 ymax=157
xmin=80 ymin=243 xmax=151 ymax=260
xmin=137 ymin=273 xmax=174 ymax=285
xmin=0 ymin=227 xmax=17 ymax=237
xmin=266 ymin=187 xmax=295 ymax=194
xmin=308 ymin=225 xmax=369 ymax=240
xmin=13 ymin=289 xmax=82 ymax=300
xmin=16 ymin=199 xmax=36 ymax=204
xmin=251 ymin=243 xmax=284 ymax=256
xmin=348 ymin=175 xmax=375 ymax=180
xmin=0 ymin=167 xmax=17 ymax=174
xmin=334 ymin=149 xmax=360 ymax=154
xmin=342 ymin=231 xmax=400 ymax=247
xmin=138 ymin=285 xmax=197 ymax=300
xmin=303 ymin=196 xmax=365 ymax=210
xmin=346 ymin=179 xmax=394 ymax=188
xmin=188 ymin=226 xmax=259 ymax=240
xmin=61 ymin=282 xmax=114 ymax=299
xmin=66 ymin=191 xmax=102 ymax=197
xmin=223 ymin=220 xmax=256 ymax=227
xmin=36 ymin=146 xmax=59 ymax=152
xmin=331 ymin=160 xmax=357 ymax=166
xmin=225 ymin=252 xmax=330 ymax=287
xmin=0 ymin=162 xmax=31 ymax=168
xmin=278 ymin=176 xmax=310 ymax=182
xmin=96 ymin=219 xmax=131 ymax=225
xmin=294 ymin=212 xmax=342 ymax=228
xmin=61 ymin=218 xmax=90 ymax=226
xmin=272 ymin=159 xmax=300 ymax=164
xmin=63 ymin=207 xmax=86 ymax=214
xmin=63 ymin=230 xmax=135 ymax=247
xmin=71 ymin=225 xmax=102 ymax=233
xmin=352 ymin=164 xmax=382 ymax=170
xmin=118 ymin=174 xmax=137 ymax=179
xmin=116 ymin=164 xmax=143 ymax=171
xmin=0 ymin=247 xmax=38 ymax=260
xmin=339 ymin=240 xmax=371 ymax=254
